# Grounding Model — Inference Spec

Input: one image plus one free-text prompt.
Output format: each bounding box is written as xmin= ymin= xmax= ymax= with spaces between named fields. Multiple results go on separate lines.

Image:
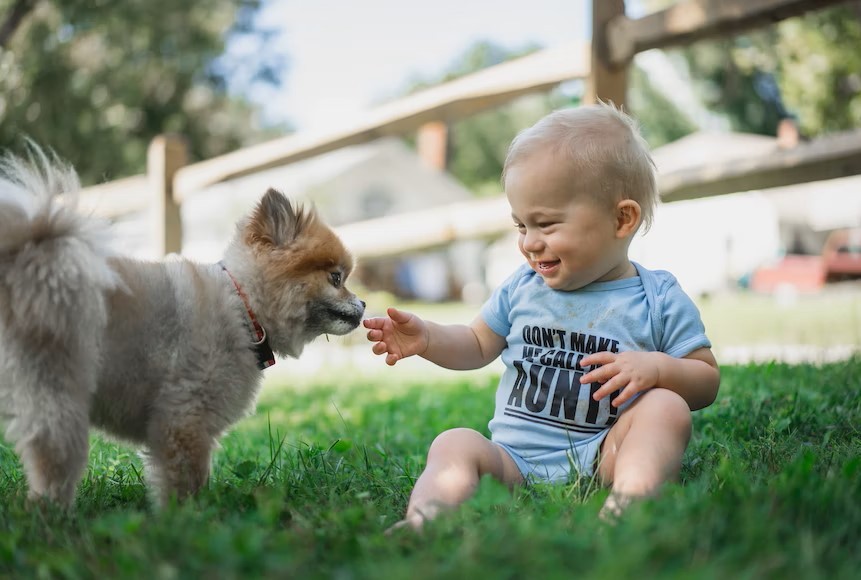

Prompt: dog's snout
xmin=360 ymin=300 xmax=366 ymax=308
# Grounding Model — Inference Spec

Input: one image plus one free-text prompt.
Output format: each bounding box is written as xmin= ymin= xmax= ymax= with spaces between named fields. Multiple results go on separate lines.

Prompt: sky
xmin=247 ymin=0 xmax=590 ymax=131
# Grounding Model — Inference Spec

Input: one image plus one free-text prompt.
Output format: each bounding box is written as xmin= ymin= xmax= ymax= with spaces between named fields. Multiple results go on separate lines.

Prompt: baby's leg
xmin=597 ymin=388 xmax=692 ymax=517
xmin=393 ymin=427 xmax=523 ymax=531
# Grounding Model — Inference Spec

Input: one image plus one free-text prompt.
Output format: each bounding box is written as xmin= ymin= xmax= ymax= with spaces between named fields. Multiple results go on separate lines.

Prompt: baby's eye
xmin=329 ymin=271 xmax=342 ymax=288
xmin=513 ymin=222 xmax=526 ymax=232
xmin=538 ymin=222 xmax=556 ymax=229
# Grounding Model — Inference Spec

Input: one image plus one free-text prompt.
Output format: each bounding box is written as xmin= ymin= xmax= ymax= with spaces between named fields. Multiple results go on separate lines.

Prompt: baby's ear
xmin=615 ymin=200 xmax=641 ymax=237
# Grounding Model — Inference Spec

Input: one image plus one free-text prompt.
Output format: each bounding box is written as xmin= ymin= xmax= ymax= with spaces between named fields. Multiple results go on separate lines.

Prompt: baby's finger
xmin=363 ymin=317 xmax=385 ymax=329
xmin=372 ymin=342 xmax=390 ymax=356
xmin=385 ymin=353 xmax=400 ymax=366
xmin=366 ymin=329 xmax=382 ymax=341
xmin=611 ymin=385 xmax=638 ymax=407
xmin=592 ymin=377 xmax=624 ymax=401
xmin=387 ymin=307 xmax=413 ymax=324
xmin=580 ymin=363 xmax=614 ymax=385
xmin=580 ymin=351 xmax=615 ymax=368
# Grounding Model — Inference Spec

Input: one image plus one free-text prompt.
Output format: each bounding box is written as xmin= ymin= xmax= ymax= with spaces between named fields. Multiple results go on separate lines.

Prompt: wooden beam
xmin=585 ymin=0 xmax=627 ymax=106
xmin=74 ymin=128 xmax=861 ymax=256
xmin=336 ymin=196 xmax=512 ymax=260
xmin=337 ymin=128 xmax=861 ymax=259
xmin=607 ymin=0 xmax=849 ymax=65
xmin=77 ymin=175 xmax=149 ymax=218
xmin=173 ymin=42 xmax=590 ymax=201
xmin=660 ymin=128 xmax=861 ymax=202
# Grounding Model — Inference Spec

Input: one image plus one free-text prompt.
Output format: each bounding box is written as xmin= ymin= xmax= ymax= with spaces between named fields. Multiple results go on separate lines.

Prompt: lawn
xmin=696 ymin=286 xmax=861 ymax=350
xmin=1 ymin=357 xmax=859 ymax=578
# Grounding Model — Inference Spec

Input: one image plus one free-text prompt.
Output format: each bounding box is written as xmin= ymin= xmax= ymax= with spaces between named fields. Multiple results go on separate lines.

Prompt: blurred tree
xmin=0 ymin=0 xmax=288 ymax=184
xmin=771 ymin=6 xmax=861 ymax=135
xmin=639 ymin=0 xmax=861 ymax=137
xmin=402 ymin=41 xmax=572 ymax=196
xmin=627 ymin=64 xmax=698 ymax=147
xmin=400 ymin=40 xmax=695 ymax=195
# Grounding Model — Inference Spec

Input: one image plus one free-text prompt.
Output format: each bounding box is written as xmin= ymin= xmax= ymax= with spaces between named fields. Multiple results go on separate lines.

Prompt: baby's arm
xmin=364 ymin=307 xmax=506 ymax=370
xmin=580 ymin=348 xmax=720 ymax=411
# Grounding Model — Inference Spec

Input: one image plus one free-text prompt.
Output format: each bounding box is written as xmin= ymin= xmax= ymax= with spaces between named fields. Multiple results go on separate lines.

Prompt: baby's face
xmin=505 ymin=152 xmax=632 ymax=291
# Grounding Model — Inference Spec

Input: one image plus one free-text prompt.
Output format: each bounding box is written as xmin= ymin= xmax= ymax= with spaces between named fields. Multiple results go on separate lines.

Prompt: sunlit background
xmin=1 ymin=0 xmax=859 ymax=374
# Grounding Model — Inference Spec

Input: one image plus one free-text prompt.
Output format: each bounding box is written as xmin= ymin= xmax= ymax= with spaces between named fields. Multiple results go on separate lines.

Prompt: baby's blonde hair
xmin=502 ymin=102 xmax=657 ymax=232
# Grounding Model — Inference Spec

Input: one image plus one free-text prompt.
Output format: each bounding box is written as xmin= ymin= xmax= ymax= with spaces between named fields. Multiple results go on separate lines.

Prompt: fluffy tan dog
xmin=0 ymin=148 xmax=365 ymax=506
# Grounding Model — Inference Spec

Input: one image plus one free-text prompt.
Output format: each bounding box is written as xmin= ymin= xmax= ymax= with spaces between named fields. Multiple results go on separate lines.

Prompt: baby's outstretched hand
xmin=580 ymin=351 xmax=660 ymax=407
xmin=363 ymin=307 xmax=429 ymax=366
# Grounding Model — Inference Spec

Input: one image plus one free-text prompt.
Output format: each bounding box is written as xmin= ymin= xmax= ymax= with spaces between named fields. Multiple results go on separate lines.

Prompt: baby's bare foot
xmin=384 ymin=503 xmax=445 ymax=535
xmin=384 ymin=513 xmax=427 ymax=535
xmin=598 ymin=491 xmax=635 ymax=523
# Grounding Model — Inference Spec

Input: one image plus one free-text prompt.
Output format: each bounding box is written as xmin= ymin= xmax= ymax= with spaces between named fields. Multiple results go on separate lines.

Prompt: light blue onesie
xmin=480 ymin=262 xmax=711 ymax=484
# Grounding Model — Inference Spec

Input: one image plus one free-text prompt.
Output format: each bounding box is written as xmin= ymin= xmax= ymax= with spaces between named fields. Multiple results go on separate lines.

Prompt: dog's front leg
xmin=143 ymin=417 xmax=215 ymax=506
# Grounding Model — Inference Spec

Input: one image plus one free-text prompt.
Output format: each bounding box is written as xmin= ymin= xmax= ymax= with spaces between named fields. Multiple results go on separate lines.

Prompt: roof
xmin=651 ymin=130 xmax=778 ymax=174
xmin=202 ymin=137 xmax=400 ymax=197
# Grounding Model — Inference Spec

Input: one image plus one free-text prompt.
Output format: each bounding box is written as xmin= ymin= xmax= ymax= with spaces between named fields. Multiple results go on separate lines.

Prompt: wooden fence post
xmin=148 ymin=134 xmax=187 ymax=256
xmin=585 ymin=0 xmax=628 ymax=107
xmin=416 ymin=121 xmax=449 ymax=171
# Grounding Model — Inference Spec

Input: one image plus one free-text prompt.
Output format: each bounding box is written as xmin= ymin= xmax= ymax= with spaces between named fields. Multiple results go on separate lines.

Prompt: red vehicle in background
xmin=749 ymin=228 xmax=861 ymax=293
xmin=823 ymin=228 xmax=861 ymax=282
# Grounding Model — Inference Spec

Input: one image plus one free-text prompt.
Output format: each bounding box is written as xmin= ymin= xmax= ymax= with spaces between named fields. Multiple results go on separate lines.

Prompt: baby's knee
xmin=426 ymin=427 xmax=488 ymax=462
xmin=638 ymin=389 xmax=692 ymax=434
xmin=429 ymin=427 xmax=481 ymax=452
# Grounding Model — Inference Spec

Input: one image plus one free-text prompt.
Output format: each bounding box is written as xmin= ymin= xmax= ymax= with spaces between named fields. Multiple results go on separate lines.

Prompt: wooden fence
xmin=76 ymin=0 xmax=861 ymax=258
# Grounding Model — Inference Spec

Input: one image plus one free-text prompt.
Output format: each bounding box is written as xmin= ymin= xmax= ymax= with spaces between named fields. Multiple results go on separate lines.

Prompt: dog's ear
xmin=246 ymin=189 xmax=316 ymax=247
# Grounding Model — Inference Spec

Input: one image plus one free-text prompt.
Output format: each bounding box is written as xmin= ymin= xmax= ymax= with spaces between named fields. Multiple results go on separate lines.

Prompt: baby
xmin=364 ymin=103 xmax=720 ymax=530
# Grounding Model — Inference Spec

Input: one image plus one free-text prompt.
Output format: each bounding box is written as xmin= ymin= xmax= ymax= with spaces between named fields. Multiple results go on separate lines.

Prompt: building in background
xmin=111 ymin=137 xmax=482 ymax=301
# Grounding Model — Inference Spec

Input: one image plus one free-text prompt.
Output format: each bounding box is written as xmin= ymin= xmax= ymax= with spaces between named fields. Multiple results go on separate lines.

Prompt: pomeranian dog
xmin=0 ymin=147 xmax=365 ymax=506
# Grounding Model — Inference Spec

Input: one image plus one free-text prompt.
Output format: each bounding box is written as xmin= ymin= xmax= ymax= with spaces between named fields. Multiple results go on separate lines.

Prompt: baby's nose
xmin=522 ymin=230 xmax=544 ymax=251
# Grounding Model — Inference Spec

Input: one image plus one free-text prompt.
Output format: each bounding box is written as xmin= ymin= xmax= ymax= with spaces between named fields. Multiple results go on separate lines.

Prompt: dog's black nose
xmin=360 ymin=300 xmax=366 ymax=308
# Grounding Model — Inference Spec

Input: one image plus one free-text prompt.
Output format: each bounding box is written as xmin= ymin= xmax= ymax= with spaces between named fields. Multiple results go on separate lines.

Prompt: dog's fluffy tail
xmin=0 ymin=146 xmax=119 ymax=345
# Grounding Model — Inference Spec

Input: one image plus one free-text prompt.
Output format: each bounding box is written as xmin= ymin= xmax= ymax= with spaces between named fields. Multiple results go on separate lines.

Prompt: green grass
xmin=696 ymin=287 xmax=861 ymax=348
xmin=1 ymin=358 xmax=860 ymax=578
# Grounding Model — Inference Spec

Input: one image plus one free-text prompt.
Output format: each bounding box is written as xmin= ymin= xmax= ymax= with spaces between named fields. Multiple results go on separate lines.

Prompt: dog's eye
xmin=329 ymin=271 xmax=342 ymax=288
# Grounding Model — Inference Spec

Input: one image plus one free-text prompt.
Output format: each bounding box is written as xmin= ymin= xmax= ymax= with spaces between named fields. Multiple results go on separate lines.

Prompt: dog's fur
xmin=0 ymin=148 xmax=365 ymax=506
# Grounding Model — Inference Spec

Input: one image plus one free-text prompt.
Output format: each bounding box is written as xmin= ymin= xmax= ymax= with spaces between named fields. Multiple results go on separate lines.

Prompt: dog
xmin=0 ymin=147 xmax=365 ymax=506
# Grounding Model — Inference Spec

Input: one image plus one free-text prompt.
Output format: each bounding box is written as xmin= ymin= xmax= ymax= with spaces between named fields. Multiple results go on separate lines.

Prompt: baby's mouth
xmin=536 ymin=260 xmax=560 ymax=272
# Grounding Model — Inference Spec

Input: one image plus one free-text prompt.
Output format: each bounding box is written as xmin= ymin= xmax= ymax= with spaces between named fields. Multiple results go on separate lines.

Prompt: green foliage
xmin=400 ymin=39 xmax=699 ymax=194
xmin=1 ymin=359 xmax=860 ymax=578
xmin=663 ymin=4 xmax=861 ymax=136
xmin=409 ymin=2 xmax=861 ymax=196
xmin=0 ymin=0 xmax=286 ymax=184
xmin=446 ymin=96 xmax=570 ymax=196
xmin=776 ymin=8 xmax=861 ymax=135
xmin=628 ymin=65 xmax=699 ymax=147
xmin=401 ymin=41 xmax=577 ymax=195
